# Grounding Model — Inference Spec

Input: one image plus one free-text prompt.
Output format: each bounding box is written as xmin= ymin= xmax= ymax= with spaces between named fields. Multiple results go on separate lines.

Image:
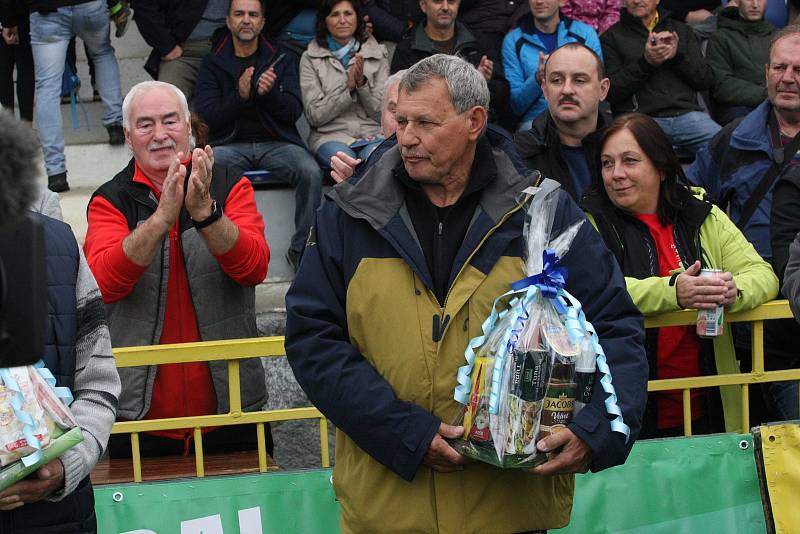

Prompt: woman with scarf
xmin=580 ymin=113 xmax=778 ymax=438
xmin=299 ymin=0 xmax=389 ymax=170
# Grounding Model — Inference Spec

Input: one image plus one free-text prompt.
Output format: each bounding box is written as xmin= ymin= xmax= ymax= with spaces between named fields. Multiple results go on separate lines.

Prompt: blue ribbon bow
xmin=510 ymin=249 xmax=568 ymax=314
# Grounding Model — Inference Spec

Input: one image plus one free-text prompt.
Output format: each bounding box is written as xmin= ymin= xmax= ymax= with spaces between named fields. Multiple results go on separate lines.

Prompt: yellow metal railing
xmin=644 ymin=299 xmax=800 ymax=436
xmin=111 ymin=336 xmax=329 ymax=482
xmin=110 ymin=300 xmax=800 ymax=481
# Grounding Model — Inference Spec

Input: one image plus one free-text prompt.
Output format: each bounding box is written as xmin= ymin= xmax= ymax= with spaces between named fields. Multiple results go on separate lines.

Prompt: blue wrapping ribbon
xmin=33 ymin=360 xmax=74 ymax=406
xmin=454 ymin=251 xmax=630 ymax=442
xmin=510 ymin=250 xmax=568 ymax=298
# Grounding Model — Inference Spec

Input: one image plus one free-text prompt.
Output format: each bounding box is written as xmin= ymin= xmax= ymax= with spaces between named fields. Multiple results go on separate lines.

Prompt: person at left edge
xmin=84 ymin=81 xmax=272 ymax=459
xmin=0 ymin=112 xmax=120 ymax=533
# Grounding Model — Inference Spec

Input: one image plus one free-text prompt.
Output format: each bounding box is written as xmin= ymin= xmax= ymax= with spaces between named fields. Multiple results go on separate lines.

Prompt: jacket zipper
xmin=436 ymin=200 xmax=529 ymax=340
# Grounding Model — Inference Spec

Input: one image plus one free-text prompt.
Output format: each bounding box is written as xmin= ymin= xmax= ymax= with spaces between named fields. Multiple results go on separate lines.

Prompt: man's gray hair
xmin=122 ymin=81 xmax=190 ymax=130
xmin=384 ymin=69 xmax=407 ymax=92
xmin=769 ymin=24 xmax=800 ymax=59
xmin=399 ymin=54 xmax=490 ymax=113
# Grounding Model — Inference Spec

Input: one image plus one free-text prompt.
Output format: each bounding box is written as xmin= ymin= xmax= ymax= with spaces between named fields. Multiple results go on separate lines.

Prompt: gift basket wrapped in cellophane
xmin=0 ymin=364 xmax=83 ymax=490
xmin=451 ymin=181 xmax=629 ymax=468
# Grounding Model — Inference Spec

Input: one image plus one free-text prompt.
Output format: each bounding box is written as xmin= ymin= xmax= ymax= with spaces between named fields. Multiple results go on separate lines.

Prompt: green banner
xmin=96 ymin=434 xmax=766 ymax=533
xmin=95 ymin=469 xmax=340 ymax=533
xmin=554 ymin=433 xmax=766 ymax=534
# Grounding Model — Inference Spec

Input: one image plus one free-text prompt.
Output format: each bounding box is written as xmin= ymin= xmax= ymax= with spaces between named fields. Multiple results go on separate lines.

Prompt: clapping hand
xmin=185 ymin=145 xmax=215 ymax=221
xmin=239 ymin=66 xmax=255 ymax=100
xmin=477 ymin=55 xmax=493 ymax=81
xmin=644 ymin=31 xmax=679 ymax=66
xmin=257 ymin=67 xmax=276 ymax=95
xmin=330 ymin=151 xmax=360 ymax=183
xmin=347 ymin=54 xmax=366 ymax=91
xmin=2 ymin=26 xmax=18 ymax=45
xmin=535 ymin=51 xmax=549 ymax=84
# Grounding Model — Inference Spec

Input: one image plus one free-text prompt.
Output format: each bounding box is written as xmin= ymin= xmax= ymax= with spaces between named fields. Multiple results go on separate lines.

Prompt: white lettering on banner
xmin=238 ymin=507 xmax=264 ymax=534
xmin=181 ymin=515 xmax=224 ymax=534
xmin=119 ymin=507 xmax=265 ymax=533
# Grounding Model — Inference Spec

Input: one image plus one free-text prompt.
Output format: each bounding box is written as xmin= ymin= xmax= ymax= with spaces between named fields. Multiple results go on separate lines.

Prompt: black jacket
xmin=661 ymin=0 xmax=722 ymax=22
xmin=769 ymin=169 xmax=800 ymax=370
xmin=363 ymin=0 xmax=423 ymax=42
xmin=581 ymin=186 xmax=723 ymax=436
xmin=514 ymin=109 xmax=611 ymax=201
xmin=134 ymin=0 xmax=209 ymax=79
xmin=194 ymin=31 xmax=305 ymax=148
xmin=601 ymin=7 xmax=715 ymax=117
xmin=458 ymin=0 xmax=525 ymax=35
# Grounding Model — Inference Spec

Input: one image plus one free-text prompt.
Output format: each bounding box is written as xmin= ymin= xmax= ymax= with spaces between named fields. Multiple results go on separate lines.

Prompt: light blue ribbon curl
xmin=33 ymin=360 xmax=74 ymax=406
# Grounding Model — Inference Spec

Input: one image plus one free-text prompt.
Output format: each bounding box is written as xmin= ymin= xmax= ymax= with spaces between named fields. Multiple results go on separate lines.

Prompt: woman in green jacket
xmin=581 ymin=113 xmax=778 ymax=438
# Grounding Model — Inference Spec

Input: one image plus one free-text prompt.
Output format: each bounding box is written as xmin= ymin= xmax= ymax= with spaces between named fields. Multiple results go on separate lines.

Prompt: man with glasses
xmin=689 ymin=25 xmax=800 ymax=423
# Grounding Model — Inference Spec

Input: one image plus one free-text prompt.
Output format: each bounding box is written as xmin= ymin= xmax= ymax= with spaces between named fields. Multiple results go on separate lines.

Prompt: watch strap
xmin=193 ymin=200 xmax=222 ymax=230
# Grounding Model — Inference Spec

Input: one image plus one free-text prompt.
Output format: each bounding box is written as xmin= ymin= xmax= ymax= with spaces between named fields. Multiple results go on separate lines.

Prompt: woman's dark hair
xmin=315 ymin=0 xmax=368 ymax=47
xmin=594 ymin=112 xmax=689 ymax=225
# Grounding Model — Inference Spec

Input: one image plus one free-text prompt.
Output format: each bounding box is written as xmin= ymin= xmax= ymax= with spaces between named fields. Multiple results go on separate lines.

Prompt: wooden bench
xmin=91 ymin=450 xmax=279 ymax=485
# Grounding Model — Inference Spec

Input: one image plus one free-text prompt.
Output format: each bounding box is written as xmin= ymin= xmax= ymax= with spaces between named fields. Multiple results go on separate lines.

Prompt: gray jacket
xmin=93 ymin=161 xmax=267 ymax=420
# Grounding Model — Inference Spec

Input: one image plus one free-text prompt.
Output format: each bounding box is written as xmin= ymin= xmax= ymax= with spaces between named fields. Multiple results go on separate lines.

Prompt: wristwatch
xmin=193 ymin=200 xmax=222 ymax=230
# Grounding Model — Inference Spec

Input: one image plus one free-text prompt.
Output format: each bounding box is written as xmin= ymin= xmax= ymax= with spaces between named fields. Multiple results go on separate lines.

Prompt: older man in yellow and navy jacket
xmin=285 ymin=54 xmax=648 ymax=534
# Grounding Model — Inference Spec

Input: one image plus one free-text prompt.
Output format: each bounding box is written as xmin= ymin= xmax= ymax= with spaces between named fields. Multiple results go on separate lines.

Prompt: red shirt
xmin=85 ymin=162 xmax=269 ymax=442
xmin=635 ymin=214 xmax=701 ymax=429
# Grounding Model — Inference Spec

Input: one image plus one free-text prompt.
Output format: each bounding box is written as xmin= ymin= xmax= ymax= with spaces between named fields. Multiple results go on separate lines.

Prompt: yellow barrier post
xmin=257 ymin=422 xmax=268 ymax=472
xmin=320 ymin=418 xmax=330 ymax=468
xmin=752 ymin=320 xmax=765 ymax=375
xmin=131 ymin=433 xmax=142 ymax=483
xmin=228 ymin=360 xmax=242 ymax=415
xmin=682 ymin=390 xmax=692 ymax=437
xmin=741 ymin=384 xmax=750 ymax=434
xmin=194 ymin=427 xmax=205 ymax=478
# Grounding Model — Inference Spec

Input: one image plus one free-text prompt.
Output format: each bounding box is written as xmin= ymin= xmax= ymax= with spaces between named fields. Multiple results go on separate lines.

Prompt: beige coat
xmin=299 ymin=36 xmax=388 ymax=153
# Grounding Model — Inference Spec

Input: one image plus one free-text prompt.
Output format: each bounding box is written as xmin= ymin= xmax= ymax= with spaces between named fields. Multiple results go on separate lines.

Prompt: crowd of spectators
xmin=1 ymin=0 xmax=800 ymax=497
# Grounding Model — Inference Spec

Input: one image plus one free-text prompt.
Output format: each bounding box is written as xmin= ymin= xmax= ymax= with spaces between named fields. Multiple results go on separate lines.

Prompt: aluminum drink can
xmin=696 ymin=268 xmax=724 ymax=338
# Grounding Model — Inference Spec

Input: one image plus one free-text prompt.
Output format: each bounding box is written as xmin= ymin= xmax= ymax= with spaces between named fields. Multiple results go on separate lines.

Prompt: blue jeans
xmin=652 ymin=111 xmax=721 ymax=157
xmin=764 ymin=381 xmax=799 ymax=422
xmin=213 ymin=141 xmax=322 ymax=254
xmin=29 ymin=0 xmax=122 ymax=176
xmin=316 ymin=139 xmax=383 ymax=169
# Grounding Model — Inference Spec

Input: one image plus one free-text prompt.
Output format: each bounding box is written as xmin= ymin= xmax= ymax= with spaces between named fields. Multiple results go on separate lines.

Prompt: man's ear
xmin=599 ymin=77 xmax=610 ymax=101
xmin=466 ymin=105 xmax=488 ymax=141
